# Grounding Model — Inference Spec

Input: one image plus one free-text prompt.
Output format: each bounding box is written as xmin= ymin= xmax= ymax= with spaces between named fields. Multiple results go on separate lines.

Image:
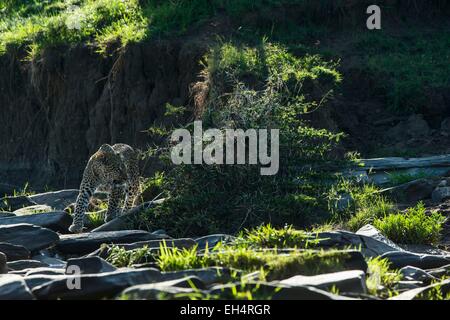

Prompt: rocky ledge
xmin=1 ymin=190 xmax=450 ymax=300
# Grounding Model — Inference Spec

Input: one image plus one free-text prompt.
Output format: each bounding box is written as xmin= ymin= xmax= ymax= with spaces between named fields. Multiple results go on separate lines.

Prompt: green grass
xmin=327 ymin=181 xmax=395 ymax=232
xmin=236 ymin=224 xmax=320 ymax=249
xmin=366 ymin=257 xmax=402 ymax=298
xmin=373 ymin=202 xmax=445 ymax=245
xmin=386 ymin=170 xmax=429 ymax=186
xmin=353 ymin=30 xmax=450 ymax=112
xmin=157 ymin=242 xmax=353 ymax=280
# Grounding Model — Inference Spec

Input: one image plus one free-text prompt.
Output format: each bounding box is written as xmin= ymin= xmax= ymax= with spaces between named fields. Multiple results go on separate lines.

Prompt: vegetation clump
xmin=373 ymin=202 xmax=445 ymax=245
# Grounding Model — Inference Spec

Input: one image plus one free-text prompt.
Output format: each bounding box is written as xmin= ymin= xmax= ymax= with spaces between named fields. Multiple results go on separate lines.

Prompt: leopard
xmin=68 ymin=143 xmax=140 ymax=233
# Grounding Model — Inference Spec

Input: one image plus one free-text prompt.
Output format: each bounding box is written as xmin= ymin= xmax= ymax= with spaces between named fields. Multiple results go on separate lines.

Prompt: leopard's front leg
xmin=123 ymin=178 xmax=140 ymax=213
xmin=105 ymin=185 xmax=125 ymax=222
xmin=69 ymin=182 xmax=97 ymax=233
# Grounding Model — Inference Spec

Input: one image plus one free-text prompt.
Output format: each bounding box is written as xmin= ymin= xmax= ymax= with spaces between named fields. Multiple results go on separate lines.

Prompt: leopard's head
xmin=92 ymin=144 xmax=128 ymax=185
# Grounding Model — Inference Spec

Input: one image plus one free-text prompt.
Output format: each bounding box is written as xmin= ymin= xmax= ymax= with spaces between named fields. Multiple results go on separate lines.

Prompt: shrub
xmin=373 ymin=202 xmax=445 ymax=245
xmin=142 ymin=41 xmax=343 ymax=237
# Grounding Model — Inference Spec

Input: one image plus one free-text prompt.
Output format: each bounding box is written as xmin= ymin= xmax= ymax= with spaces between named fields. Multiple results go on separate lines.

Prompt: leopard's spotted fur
xmin=68 ymin=144 xmax=140 ymax=233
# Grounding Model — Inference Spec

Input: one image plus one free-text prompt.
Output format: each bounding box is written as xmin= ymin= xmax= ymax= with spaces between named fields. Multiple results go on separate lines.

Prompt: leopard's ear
xmin=99 ymin=144 xmax=114 ymax=154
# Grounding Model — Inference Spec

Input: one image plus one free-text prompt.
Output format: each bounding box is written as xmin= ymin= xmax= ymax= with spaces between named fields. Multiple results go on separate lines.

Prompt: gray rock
xmin=32 ymin=253 xmax=66 ymax=268
xmin=152 ymin=229 xmax=168 ymax=236
xmin=0 ymin=223 xmax=59 ymax=252
xmin=23 ymin=274 xmax=67 ymax=291
xmin=399 ymin=266 xmax=437 ymax=283
xmin=0 ymin=212 xmax=15 ymax=218
xmin=29 ymin=190 xmax=79 ymax=211
xmin=280 ymin=270 xmax=367 ymax=294
xmin=56 ymin=230 xmax=170 ymax=255
xmin=162 ymin=267 xmax=241 ymax=286
xmin=24 ymin=268 xmax=66 ymax=276
xmin=394 ymin=280 xmax=424 ymax=291
xmin=14 ymin=205 xmax=52 ymax=215
xmin=356 ymin=224 xmax=403 ymax=251
xmin=208 ymin=282 xmax=357 ymax=300
xmin=382 ymin=178 xmax=436 ymax=202
xmin=0 ymin=195 xmax=37 ymax=211
xmin=335 ymin=194 xmax=353 ymax=211
xmin=432 ymin=186 xmax=450 ymax=203
xmin=425 ymin=264 xmax=450 ymax=278
xmin=390 ymin=279 xmax=450 ymax=300
xmin=0 ymin=211 xmax=72 ymax=233
xmin=195 ymin=234 xmax=236 ymax=250
xmin=66 ymin=256 xmax=116 ymax=274
xmin=0 ymin=274 xmax=34 ymax=299
xmin=0 ymin=252 xmax=7 ymax=274
xmin=118 ymin=276 xmax=205 ymax=300
xmin=32 ymin=268 xmax=165 ymax=300
xmin=314 ymin=228 xmax=403 ymax=258
xmin=381 ymin=251 xmax=450 ymax=269
xmin=7 ymin=260 xmax=49 ymax=271
xmin=0 ymin=242 xmax=30 ymax=261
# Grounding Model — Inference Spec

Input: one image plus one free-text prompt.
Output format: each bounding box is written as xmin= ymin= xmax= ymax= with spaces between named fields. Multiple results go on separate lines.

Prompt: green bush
xmin=373 ymin=202 xmax=445 ymax=245
xmin=142 ymin=41 xmax=343 ymax=237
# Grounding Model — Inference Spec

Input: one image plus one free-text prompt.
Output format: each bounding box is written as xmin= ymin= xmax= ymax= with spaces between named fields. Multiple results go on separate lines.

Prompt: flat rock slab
xmin=195 ymin=234 xmax=236 ymax=250
xmin=0 ymin=223 xmax=59 ymax=252
xmin=119 ymin=276 xmax=205 ymax=299
xmin=66 ymin=256 xmax=116 ymax=274
xmin=7 ymin=260 xmax=49 ymax=271
xmin=399 ymin=266 xmax=438 ymax=283
xmin=209 ymin=282 xmax=357 ymax=300
xmin=0 ymin=274 xmax=34 ymax=300
xmin=29 ymin=190 xmax=79 ymax=211
xmin=56 ymin=230 xmax=170 ymax=255
xmin=0 ymin=195 xmax=37 ymax=211
xmin=162 ymin=267 xmax=241 ymax=286
xmin=32 ymin=268 xmax=165 ymax=300
xmin=280 ymin=270 xmax=367 ymax=294
xmin=390 ymin=279 xmax=450 ymax=300
xmin=315 ymin=227 xmax=403 ymax=258
xmin=0 ymin=212 xmax=72 ymax=233
xmin=13 ymin=205 xmax=52 ymax=215
xmin=0 ymin=242 xmax=30 ymax=261
xmin=32 ymin=253 xmax=66 ymax=268
xmin=381 ymin=251 xmax=450 ymax=269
